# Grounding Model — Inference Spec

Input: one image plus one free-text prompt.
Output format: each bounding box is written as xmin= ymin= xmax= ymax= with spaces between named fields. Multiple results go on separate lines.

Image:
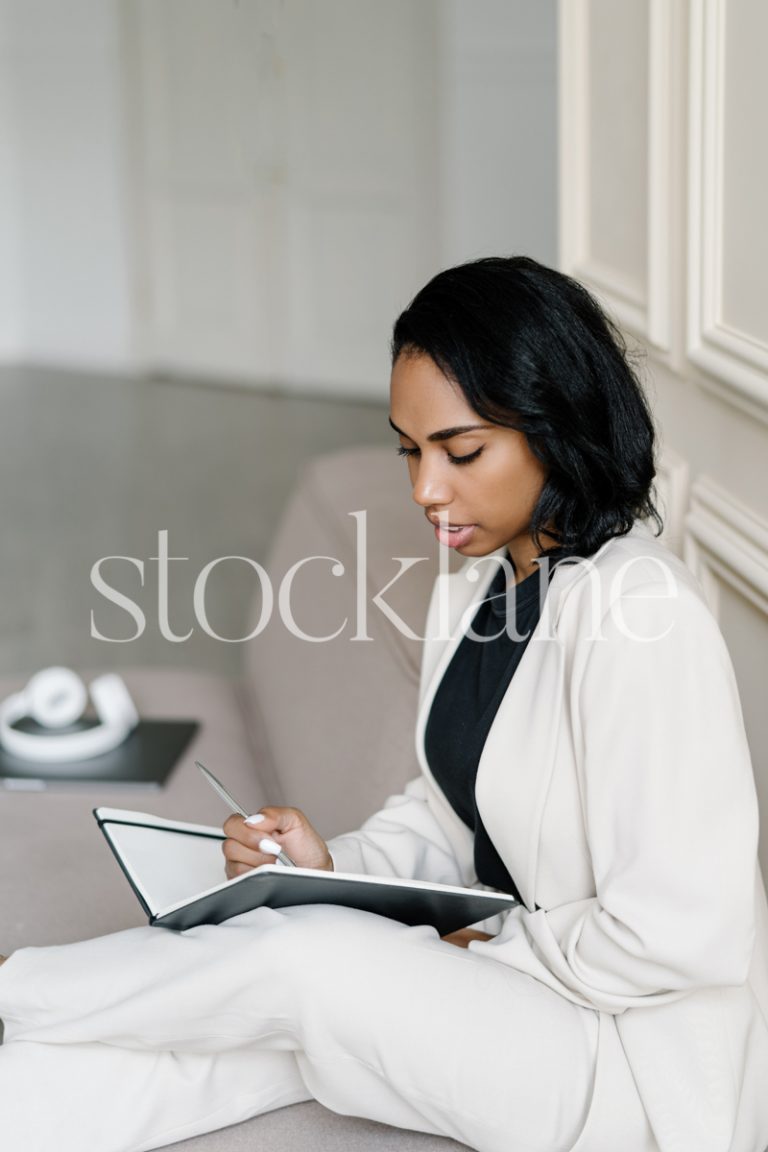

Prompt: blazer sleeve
xmin=470 ymin=580 xmax=759 ymax=1014
xmin=325 ymin=775 xmax=469 ymax=886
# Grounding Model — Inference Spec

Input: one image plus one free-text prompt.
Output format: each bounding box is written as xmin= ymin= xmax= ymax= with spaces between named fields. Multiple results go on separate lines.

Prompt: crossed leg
xmin=0 ymin=904 xmax=599 ymax=1152
xmin=0 ymin=1041 xmax=310 ymax=1152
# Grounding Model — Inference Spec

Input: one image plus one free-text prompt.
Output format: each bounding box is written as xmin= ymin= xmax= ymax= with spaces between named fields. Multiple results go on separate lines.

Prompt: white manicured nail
xmin=244 ymin=813 xmax=265 ymax=825
xmin=258 ymin=838 xmax=282 ymax=856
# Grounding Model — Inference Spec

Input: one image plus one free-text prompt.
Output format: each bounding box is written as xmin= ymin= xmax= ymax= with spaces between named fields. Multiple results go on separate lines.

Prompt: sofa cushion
xmin=0 ymin=448 xmax=473 ymax=1152
xmin=240 ymin=446 xmax=458 ymax=840
xmin=169 ymin=1100 xmax=471 ymax=1151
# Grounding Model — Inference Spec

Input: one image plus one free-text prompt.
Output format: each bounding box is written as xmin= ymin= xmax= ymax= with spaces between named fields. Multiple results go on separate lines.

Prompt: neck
xmin=506 ymin=538 xmax=542 ymax=583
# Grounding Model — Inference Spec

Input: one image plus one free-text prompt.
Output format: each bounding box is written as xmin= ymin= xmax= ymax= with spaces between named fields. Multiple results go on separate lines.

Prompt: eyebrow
xmin=388 ymin=417 xmax=492 ymax=443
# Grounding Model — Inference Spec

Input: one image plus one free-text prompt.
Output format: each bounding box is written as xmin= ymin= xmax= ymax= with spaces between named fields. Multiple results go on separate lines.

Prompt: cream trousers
xmin=0 ymin=903 xmax=616 ymax=1152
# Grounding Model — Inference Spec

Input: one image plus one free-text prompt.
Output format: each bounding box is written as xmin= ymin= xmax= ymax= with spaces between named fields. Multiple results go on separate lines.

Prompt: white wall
xmin=132 ymin=0 xmax=557 ymax=397
xmin=0 ymin=0 xmax=134 ymax=369
xmin=439 ymin=0 xmax=557 ymax=268
xmin=0 ymin=0 xmax=558 ymax=395
xmin=559 ymin=0 xmax=768 ymax=878
xmin=130 ymin=0 xmax=443 ymax=398
xmin=0 ymin=0 xmax=23 ymax=357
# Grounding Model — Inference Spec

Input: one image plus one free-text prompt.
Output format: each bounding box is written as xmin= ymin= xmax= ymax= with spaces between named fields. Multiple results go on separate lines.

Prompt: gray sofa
xmin=0 ymin=446 xmax=470 ymax=1151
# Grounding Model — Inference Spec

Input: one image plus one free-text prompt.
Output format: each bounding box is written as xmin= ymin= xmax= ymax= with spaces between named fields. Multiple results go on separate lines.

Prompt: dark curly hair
xmin=391 ymin=255 xmax=662 ymax=559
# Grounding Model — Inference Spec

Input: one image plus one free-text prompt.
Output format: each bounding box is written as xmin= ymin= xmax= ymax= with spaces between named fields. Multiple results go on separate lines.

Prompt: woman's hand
xmin=222 ymin=806 xmax=333 ymax=879
xmin=440 ymin=928 xmax=495 ymax=949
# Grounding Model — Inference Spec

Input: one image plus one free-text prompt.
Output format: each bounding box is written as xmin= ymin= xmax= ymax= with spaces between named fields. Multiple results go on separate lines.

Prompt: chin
xmin=457 ymin=541 xmax=501 ymax=557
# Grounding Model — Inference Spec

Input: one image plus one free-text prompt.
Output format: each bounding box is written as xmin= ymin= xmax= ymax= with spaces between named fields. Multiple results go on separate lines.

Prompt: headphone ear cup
xmin=26 ymin=667 xmax=88 ymax=729
xmin=90 ymin=674 xmax=140 ymax=730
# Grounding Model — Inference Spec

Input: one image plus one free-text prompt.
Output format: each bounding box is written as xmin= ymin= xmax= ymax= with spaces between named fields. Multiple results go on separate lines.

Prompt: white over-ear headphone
xmin=0 ymin=667 xmax=139 ymax=762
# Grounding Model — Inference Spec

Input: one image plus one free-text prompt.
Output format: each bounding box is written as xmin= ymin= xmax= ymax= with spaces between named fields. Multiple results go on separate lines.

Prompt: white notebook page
xmin=107 ymin=824 xmax=227 ymax=913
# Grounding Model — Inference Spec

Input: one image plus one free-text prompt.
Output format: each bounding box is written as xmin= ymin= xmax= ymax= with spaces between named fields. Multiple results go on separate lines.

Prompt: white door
xmin=130 ymin=0 xmax=440 ymax=399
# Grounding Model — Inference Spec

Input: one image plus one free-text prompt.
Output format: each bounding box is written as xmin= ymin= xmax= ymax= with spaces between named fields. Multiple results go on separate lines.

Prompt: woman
xmin=1 ymin=256 xmax=767 ymax=1152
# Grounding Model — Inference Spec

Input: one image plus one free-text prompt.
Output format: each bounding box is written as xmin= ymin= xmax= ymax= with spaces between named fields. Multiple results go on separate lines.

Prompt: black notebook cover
xmin=94 ymin=808 xmax=519 ymax=935
xmin=0 ymin=719 xmax=199 ymax=789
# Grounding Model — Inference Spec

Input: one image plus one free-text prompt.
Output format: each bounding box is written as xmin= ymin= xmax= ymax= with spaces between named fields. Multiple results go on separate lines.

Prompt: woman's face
xmin=389 ymin=352 xmax=549 ymax=578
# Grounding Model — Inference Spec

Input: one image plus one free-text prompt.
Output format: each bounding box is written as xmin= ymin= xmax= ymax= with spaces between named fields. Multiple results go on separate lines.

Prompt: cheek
xmin=490 ymin=456 xmax=546 ymax=516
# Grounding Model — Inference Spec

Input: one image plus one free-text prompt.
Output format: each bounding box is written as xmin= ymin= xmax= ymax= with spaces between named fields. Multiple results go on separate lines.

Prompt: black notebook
xmin=0 ymin=720 xmax=199 ymax=790
xmin=94 ymin=807 xmax=519 ymax=935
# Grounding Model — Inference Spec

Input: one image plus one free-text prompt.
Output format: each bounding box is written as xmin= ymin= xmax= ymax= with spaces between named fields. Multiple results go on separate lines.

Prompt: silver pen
xmin=195 ymin=760 xmax=297 ymax=868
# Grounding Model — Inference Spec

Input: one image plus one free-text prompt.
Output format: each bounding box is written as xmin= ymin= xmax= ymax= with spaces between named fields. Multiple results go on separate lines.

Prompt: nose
xmin=409 ymin=454 xmax=453 ymax=509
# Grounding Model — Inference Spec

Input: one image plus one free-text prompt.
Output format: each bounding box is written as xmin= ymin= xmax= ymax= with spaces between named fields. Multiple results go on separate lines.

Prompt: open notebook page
xmin=106 ymin=823 xmax=229 ymax=913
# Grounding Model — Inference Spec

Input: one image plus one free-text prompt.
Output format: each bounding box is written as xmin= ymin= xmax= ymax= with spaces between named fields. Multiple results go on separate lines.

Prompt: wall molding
xmin=559 ymin=0 xmax=674 ymax=350
xmin=687 ymin=0 xmax=768 ymax=422
xmin=654 ymin=446 xmax=690 ymax=557
xmin=645 ymin=0 xmax=673 ymax=350
xmin=684 ymin=477 xmax=768 ymax=620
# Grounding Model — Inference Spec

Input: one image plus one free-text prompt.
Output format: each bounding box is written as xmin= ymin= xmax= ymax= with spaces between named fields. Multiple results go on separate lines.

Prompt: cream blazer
xmin=328 ymin=522 xmax=768 ymax=1152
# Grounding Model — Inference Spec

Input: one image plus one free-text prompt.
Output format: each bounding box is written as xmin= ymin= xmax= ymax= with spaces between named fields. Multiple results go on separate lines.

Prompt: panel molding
xmin=559 ymin=0 xmax=674 ymax=349
xmin=684 ymin=477 xmax=768 ymax=620
xmin=687 ymin=0 xmax=768 ymax=422
xmin=654 ymin=446 xmax=690 ymax=557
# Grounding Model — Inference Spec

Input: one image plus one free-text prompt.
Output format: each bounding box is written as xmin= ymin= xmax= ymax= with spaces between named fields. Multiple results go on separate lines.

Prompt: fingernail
xmin=244 ymin=813 xmax=265 ymax=825
xmin=258 ymin=838 xmax=281 ymax=856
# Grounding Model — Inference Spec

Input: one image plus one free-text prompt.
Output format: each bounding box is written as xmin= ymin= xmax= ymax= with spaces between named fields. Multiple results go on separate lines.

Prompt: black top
xmin=424 ymin=556 xmax=550 ymax=901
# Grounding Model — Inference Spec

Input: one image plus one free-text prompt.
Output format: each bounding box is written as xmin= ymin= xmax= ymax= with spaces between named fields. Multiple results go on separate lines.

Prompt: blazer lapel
xmin=474 ymin=627 xmax=565 ymax=911
xmin=415 ymin=533 xmax=626 ymax=910
xmin=474 ymin=532 xmax=626 ymax=909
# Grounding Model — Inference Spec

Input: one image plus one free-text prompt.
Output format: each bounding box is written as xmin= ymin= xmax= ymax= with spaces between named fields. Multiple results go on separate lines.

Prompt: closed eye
xmin=396 ymin=445 xmax=484 ymax=466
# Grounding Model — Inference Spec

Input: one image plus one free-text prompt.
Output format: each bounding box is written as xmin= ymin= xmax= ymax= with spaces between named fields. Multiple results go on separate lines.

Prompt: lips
xmin=427 ymin=514 xmax=476 ymax=549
